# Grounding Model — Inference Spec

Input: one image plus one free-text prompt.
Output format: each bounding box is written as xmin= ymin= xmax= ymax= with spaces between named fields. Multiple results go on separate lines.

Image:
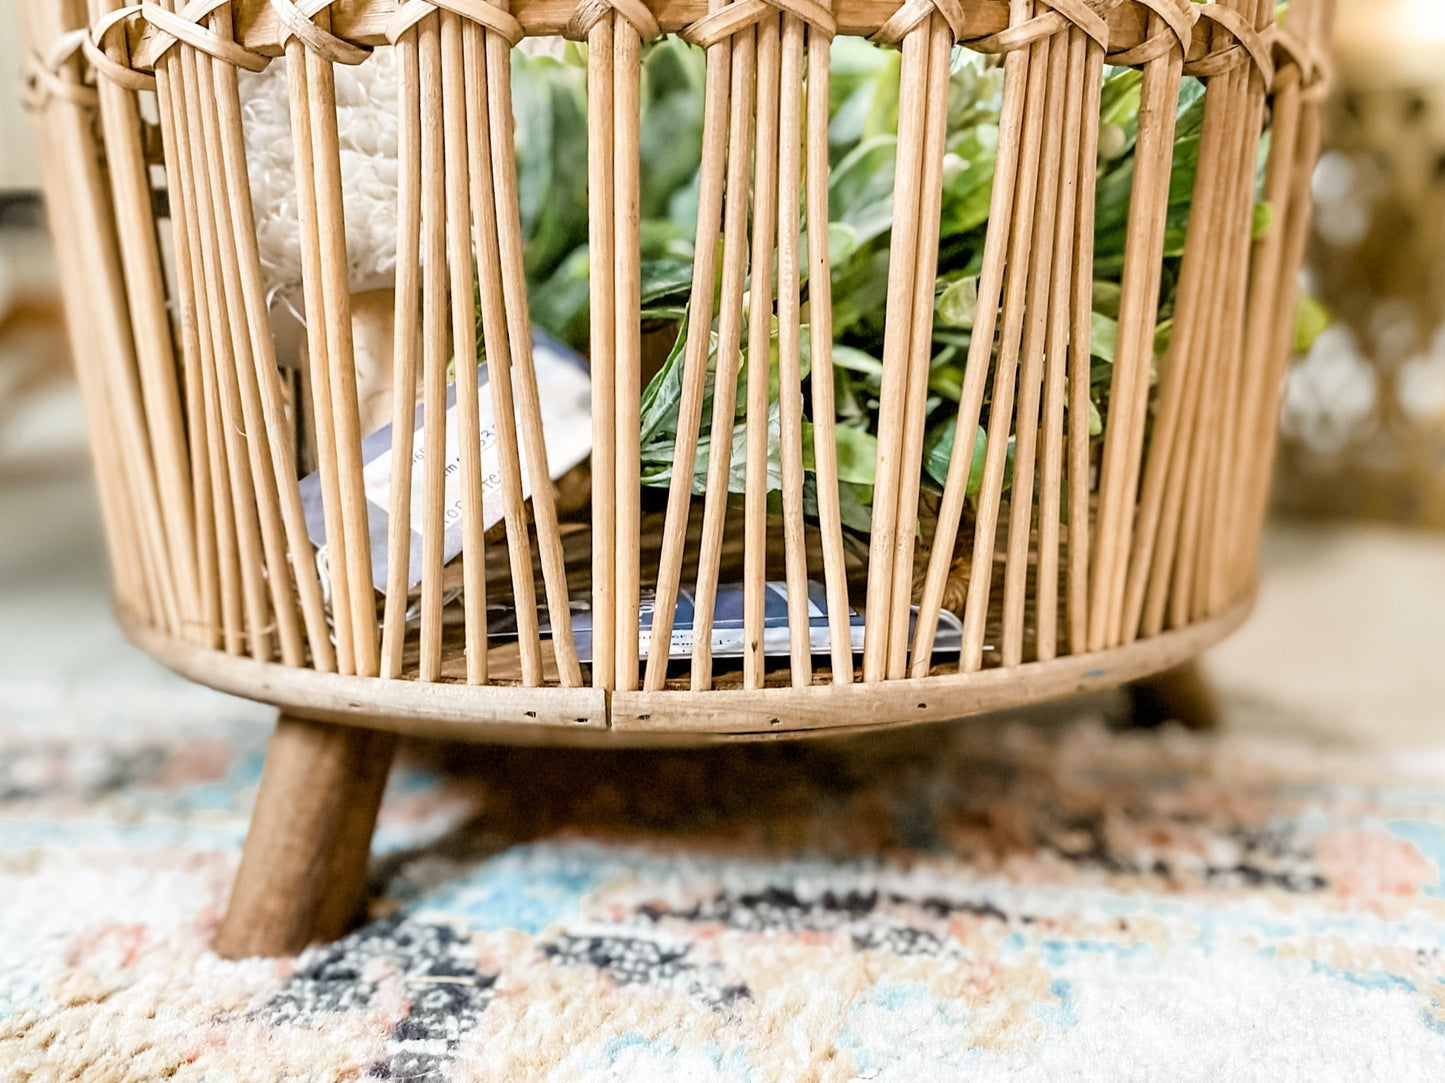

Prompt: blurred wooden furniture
xmin=1279 ymin=0 xmax=1445 ymax=527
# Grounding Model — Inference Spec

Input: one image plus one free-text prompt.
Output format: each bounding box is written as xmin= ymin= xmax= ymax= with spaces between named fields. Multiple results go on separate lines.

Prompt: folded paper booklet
xmin=299 ymin=331 xmax=593 ymax=594
xmin=485 ymin=581 xmax=966 ymax=662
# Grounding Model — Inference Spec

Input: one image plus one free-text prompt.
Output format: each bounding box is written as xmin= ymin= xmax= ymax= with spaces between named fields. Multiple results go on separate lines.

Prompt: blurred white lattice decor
xmin=1278 ymin=0 xmax=1445 ymax=525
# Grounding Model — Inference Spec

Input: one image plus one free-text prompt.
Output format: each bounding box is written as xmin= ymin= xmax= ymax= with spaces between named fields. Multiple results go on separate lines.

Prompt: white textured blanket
xmin=239 ymin=49 xmax=401 ymax=299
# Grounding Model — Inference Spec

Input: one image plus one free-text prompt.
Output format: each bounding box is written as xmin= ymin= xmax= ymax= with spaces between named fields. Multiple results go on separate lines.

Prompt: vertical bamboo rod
xmin=194 ymin=11 xmax=309 ymax=665
xmin=1172 ymin=73 xmax=1255 ymax=627
xmin=207 ymin=6 xmax=335 ymax=672
xmin=20 ymin=1 xmax=146 ymax=618
xmin=1064 ymin=33 xmax=1104 ymax=657
xmin=40 ymin=177 xmax=141 ymax=613
xmin=1222 ymin=0 xmax=1296 ymax=597
xmin=613 ymin=14 xmax=645 ymax=692
xmin=1137 ymin=281 xmax=1213 ymax=636
xmin=776 ymin=11 xmax=813 ymax=687
xmin=1089 ymin=9 xmax=1186 ymax=647
xmin=1239 ymin=0 xmax=1332 ymax=565
xmin=1172 ymin=10 xmax=1255 ymax=627
xmin=959 ymin=17 xmax=1052 ymax=672
xmin=30 ymin=1 xmax=182 ymax=636
xmin=283 ymin=30 xmax=356 ymax=673
xmin=158 ymin=18 xmax=243 ymax=654
xmin=190 ymin=245 xmax=246 ymax=654
xmin=416 ymin=13 xmax=448 ymax=682
xmin=742 ymin=13 xmax=782 ymax=690
xmin=195 ymin=55 xmax=306 ymax=667
xmin=1157 ymin=106 xmax=1240 ymax=631
xmin=885 ymin=12 xmax=952 ymax=680
xmin=587 ymin=16 xmax=617 ymax=691
xmin=1201 ymin=6 xmax=1271 ymax=617
xmin=84 ymin=369 xmax=149 ymax=612
xmin=89 ymin=0 xmax=199 ymax=627
xmin=442 ymin=11 xmax=489 ymax=686
xmin=152 ymin=31 xmax=220 ymax=648
xmin=301 ymin=10 xmax=379 ymax=677
xmin=380 ymin=26 xmax=423 ymax=679
xmin=644 ymin=2 xmax=733 ymax=693
xmin=1227 ymin=110 xmax=1300 ymax=585
xmin=861 ymin=22 xmax=929 ymax=682
xmin=911 ymin=9 xmax=1032 ymax=676
xmin=483 ymin=7 xmax=583 ymax=686
xmin=805 ymin=18 xmax=853 ymax=684
xmin=691 ymin=26 xmax=757 ymax=691
xmin=1001 ymin=28 xmax=1070 ymax=669
xmin=1123 ymin=58 xmax=1234 ymax=639
xmin=1168 ymin=128 xmax=1246 ymax=632
xmin=1173 ymin=218 xmax=1235 ymax=629
xmin=1039 ymin=27 xmax=1095 ymax=662
xmin=179 ymin=40 xmax=277 ymax=663
xmin=471 ymin=22 xmax=545 ymax=687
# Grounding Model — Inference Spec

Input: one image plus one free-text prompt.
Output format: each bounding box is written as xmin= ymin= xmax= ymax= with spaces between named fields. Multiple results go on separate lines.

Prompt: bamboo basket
xmin=19 ymin=0 xmax=1333 ymax=743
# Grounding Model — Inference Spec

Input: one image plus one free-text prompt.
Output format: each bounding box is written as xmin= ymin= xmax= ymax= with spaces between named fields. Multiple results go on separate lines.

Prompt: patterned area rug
xmin=4 ymin=684 xmax=1445 ymax=1080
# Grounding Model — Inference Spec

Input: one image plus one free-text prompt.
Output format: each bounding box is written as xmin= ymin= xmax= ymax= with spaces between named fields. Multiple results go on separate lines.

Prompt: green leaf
xmin=639 ymin=257 xmax=697 ymax=309
xmin=828 ymin=135 xmax=899 ymax=249
xmin=936 ymin=275 xmax=979 ymax=329
xmin=827 ymin=423 xmax=879 ymax=486
xmin=1091 ymin=312 xmax=1120 ymax=364
xmin=1294 ymin=292 xmax=1330 ymax=354
xmin=831 ymin=344 xmax=885 ymax=378
xmin=1252 ymin=200 xmax=1275 ymax=239
xmin=636 ymin=39 xmax=708 ymax=220
xmin=1154 ymin=318 xmax=1175 ymax=359
xmin=514 ymin=55 xmax=590 ymax=283
xmin=528 ymin=247 xmax=592 ymax=348
xmin=1092 ymin=280 xmax=1122 ymax=320
xmin=923 ymin=421 xmax=989 ymax=499
xmin=637 ymin=316 xmax=692 ymax=448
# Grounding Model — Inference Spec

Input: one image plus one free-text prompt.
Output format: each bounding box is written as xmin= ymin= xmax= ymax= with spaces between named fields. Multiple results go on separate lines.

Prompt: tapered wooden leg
xmin=214 ymin=713 xmax=397 ymax=959
xmin=1127 ymin=660 xmax=1219 ymax=731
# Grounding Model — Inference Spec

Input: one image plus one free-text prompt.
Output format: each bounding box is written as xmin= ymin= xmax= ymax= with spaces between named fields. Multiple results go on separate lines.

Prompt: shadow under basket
xmin=21 ymin=0 xmax=1333 ymax=954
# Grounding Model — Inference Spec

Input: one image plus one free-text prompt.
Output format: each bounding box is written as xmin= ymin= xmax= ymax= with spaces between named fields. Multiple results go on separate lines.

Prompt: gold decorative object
xmin=1280 ymin=0 xmax=1445 ymax=525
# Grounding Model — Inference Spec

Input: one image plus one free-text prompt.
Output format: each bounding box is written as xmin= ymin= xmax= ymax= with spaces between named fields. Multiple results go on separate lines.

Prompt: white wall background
xmin=1 ymin=4 xmax=41 ymax=192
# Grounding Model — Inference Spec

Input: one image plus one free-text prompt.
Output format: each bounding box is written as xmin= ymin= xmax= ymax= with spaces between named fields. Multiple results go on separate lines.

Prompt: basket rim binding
xmin=23 ymin=2 xmax=1331 ymax=97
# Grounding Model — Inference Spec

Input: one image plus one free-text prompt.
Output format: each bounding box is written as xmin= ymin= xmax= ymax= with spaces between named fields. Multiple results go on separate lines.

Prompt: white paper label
xmin=300 ymin=332 xmax=592 ymax=594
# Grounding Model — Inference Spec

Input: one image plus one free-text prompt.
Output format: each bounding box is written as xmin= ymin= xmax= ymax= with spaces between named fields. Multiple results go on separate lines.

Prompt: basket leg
xmin=214 ymin=714 xmax=397 ymax=959
xmin=1127 ymin=660 xmax=1218 ymax=731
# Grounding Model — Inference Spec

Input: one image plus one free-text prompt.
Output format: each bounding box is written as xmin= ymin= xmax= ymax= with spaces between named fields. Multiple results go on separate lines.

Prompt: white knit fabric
xmin=238 ymin=48 xmax=401 ymax=299
xmin=238 ymin=39 xmax=567 ymax=301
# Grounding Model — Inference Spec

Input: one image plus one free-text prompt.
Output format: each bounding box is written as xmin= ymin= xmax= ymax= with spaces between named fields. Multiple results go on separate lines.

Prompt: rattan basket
xmin=20 ymin=0 xmax=1334 ymax=738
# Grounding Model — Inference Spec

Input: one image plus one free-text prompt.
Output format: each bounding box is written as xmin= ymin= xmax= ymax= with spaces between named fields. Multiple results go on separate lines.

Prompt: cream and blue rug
xmin=4 ymin=671 xmax=1445 ymax=1080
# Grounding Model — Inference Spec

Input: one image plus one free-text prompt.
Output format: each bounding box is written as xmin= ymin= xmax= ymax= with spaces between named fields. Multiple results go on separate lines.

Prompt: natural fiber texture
xmin=19 ymin=0 xmax=1335 ymax=726
xmin=5 ymin=688 xmax=1445 ymax=1079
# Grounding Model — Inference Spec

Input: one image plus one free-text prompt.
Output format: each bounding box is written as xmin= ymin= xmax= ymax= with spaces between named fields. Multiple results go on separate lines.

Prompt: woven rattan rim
xmin=49 ymin=0 xmax=1329 ymax=107
xmin=22 ymin=30 xmax=100 ymax=111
